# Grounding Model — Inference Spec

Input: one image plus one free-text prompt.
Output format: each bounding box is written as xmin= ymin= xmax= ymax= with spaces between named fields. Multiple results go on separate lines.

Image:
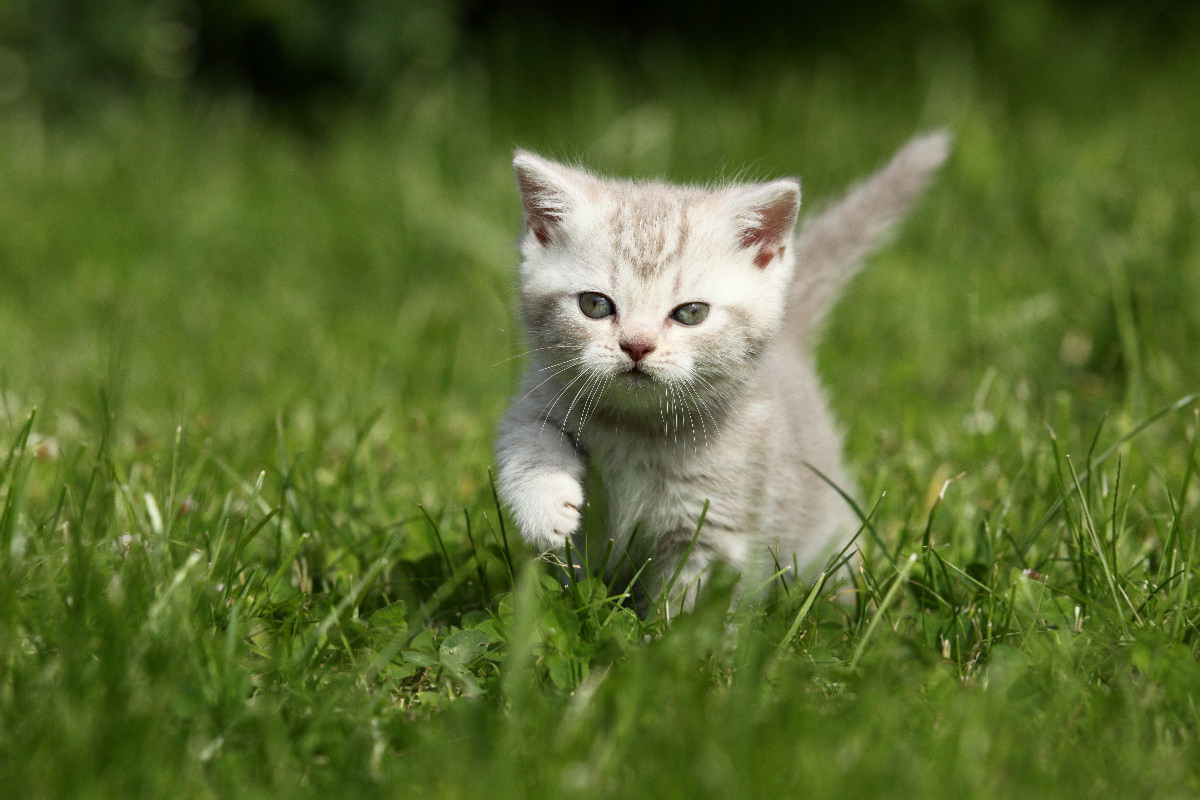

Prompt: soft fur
xmin=495 ymin=132 xmax=950 ymax=608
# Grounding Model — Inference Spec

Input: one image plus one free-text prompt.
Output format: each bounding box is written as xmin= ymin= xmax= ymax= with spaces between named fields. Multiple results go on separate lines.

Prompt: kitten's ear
xmin=513 ymin=150 xmax=588 ymax=247
xmin=733 ymin=179 xmax=801 ymax=269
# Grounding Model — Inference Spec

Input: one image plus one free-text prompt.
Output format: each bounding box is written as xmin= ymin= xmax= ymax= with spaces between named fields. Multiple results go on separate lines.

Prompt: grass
xmin=2 ymin=8 xmax=1200 ymax=798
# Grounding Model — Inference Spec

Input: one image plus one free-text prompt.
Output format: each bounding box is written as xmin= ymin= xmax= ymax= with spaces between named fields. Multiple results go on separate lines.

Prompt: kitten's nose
xmin=620 ymin=339 xmax=656 ymax=362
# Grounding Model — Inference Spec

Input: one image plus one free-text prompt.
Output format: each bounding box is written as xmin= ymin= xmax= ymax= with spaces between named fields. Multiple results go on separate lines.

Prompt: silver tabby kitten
xmin=495 ymin=132 xmax=949 ymax=608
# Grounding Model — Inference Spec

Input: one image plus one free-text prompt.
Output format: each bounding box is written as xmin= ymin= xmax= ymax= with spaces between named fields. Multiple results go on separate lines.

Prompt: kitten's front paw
xmin=511 ymin=471 xmax=584 ymax=553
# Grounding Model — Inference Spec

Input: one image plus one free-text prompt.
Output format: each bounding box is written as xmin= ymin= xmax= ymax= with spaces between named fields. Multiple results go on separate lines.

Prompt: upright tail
xmin=788 ymin=131 xmax=951 ymax=339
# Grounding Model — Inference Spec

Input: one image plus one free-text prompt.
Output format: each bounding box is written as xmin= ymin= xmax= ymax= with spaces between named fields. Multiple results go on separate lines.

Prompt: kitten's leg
xmin=645 ymin=533 xmax=718 ymax=617
xmin=494 ymin=393 xmax=586 ymax=553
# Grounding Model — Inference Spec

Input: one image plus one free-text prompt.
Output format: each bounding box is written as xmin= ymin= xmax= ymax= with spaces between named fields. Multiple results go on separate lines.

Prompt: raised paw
xmin=509 ymin=470 xmax=584 ymax=552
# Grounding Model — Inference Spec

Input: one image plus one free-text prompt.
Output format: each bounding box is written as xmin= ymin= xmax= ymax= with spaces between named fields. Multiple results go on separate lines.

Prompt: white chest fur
xmin=580 ymin=423 xmax=759 ymax=574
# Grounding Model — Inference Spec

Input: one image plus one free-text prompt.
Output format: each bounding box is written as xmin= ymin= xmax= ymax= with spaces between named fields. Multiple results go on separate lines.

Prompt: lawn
xmin=1 ymin=5 xmax=1199 ymax=798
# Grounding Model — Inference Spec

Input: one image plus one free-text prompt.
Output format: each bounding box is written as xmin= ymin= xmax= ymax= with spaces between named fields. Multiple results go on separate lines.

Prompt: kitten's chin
xmin=621 ymin=367 xmax=655 ymax=385
xmin=602 ymin=371 xmax=660 ymax=408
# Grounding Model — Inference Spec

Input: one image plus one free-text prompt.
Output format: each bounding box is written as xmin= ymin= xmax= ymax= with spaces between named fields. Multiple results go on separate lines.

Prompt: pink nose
xmin=621 ymin=341 xmax=656 ymax=362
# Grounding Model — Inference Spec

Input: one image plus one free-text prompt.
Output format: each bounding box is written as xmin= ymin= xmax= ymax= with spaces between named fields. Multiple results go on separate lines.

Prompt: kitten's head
xmin=513 ymin=151 xmax=800 ymax=424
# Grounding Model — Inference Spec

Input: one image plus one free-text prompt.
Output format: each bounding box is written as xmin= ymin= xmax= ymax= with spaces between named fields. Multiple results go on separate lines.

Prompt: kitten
xmin=495 ymin=132 xmax=950 ymax=609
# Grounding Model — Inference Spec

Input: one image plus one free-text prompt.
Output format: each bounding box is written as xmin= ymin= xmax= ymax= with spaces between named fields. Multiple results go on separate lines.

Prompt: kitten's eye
xmin=578 ymin=292 xmax=615 ymax=319
xmin=671 ymin=302 xmax=710 ymax=326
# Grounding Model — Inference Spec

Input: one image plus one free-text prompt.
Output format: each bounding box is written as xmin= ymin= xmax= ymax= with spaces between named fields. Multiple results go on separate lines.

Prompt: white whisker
xmin=558 ymin=371 xmax=598 ymax=441
xmin=518 ymin=359 xmax=586 ymax=405
xmin=679 ymin=381 xmax=709 ymax=450
xmin=684 ymin=379 xmax=720 ymax=442
xmin=538 ymin=369 xmax=589 ymax=434
xmin=577 ymin=375 xmax=611 ymax=439
xmin=692 ymin=374 xmax=733 ymax=423
xmin=662 ymin=383 xmax=672 ymax=434
xmin=538 ymin=355 xmax=589 ymax=373
xmin=489 ymin=344 xmax=576 ymax=367
xmin=677 ymin=382 xmax=700 ymax=452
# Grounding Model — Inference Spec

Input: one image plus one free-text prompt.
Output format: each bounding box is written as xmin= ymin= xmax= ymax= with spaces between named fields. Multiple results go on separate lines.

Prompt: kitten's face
xmin=513 ymin=152 xmax=800 ymax=422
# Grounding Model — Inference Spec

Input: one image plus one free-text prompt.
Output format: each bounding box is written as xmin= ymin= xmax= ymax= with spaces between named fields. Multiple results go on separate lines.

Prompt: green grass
xmin=3 ymin=10 xmax=1200 ymax=799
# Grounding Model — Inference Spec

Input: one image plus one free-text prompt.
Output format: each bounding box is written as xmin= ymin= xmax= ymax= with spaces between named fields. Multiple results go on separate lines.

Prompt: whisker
xmin=669 ymin=384 xmax=680 ymax=446
xmin=676 ymin=382 xmax=699 ymax=452
xmin=662 ymin=381 xmax=672 ymax=438
xmin=538 ymin=355 xmax=589 ymax=373
xmin=692 ymin=374 xmax=733 ymax=420
xmin=558 ymin=371 xmax=598 ymax=441
xmin=538 ymin=369 xmax=589 ymax=434
xmin=489 ymin=344 xmax=576 ymax=367
xmin=684 ymin=380 xmax=720 ymax=442
xmin=517 ymin=359 xmax=585 ymax=405
xmin=577 ymin=375 xmax=610 ymax=440
xmin=680 ymin=382 xmax=709 ymax=450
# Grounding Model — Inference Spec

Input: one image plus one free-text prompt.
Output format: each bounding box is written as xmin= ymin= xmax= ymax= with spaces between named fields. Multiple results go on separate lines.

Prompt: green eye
xmin=579 ymin=292 xmax=615 ymax=319
xmin=671 ymin=302 xmax=709 ymax=326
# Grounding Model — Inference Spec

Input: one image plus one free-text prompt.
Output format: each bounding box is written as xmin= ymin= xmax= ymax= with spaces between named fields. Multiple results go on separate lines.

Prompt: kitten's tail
xmin=788 ymin=131 xmax=951 ymax=339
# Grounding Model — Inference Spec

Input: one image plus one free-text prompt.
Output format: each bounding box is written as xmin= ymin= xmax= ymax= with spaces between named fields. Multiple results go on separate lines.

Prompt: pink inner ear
xmin=515 ymin=168 xmax=565 ymax=248
xmin=739 ymin=188 xmax=799 ymax=268
xmin=753 ymin=244 xmax=787 ymax=269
